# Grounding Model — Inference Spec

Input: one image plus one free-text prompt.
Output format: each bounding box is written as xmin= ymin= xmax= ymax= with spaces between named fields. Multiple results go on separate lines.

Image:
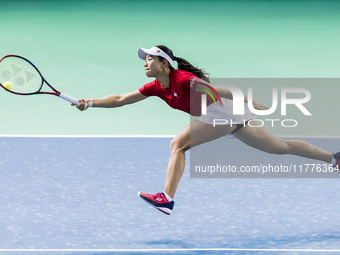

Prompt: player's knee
xmin=170 ymin=138 xmax=182 ymax=152
xmin=269 ymin=139 xmax=290 ymax=155
xmin=170 ymin=137 xmax=189 ymax=154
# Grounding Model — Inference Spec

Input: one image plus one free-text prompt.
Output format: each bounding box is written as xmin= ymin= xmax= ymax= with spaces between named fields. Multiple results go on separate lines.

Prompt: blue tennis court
xmin=1 ymin=136 xmax=340 ymax=255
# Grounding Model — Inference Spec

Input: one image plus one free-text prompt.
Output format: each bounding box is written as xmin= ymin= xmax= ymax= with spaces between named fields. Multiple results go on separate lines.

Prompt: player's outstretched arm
xmin=73 ymin=90 xmax=147 ymax=111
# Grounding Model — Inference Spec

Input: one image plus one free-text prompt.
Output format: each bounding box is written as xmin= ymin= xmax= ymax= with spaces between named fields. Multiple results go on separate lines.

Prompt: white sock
xmin=163 ymin=191 xmax=173 ymax=202
xmin=331 ymin=156 xmax=337 ymax=167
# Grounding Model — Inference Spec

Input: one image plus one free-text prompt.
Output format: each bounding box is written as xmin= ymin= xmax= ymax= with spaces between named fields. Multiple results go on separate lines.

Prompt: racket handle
xmin=59 ymin=92 xmax=79 ymax=105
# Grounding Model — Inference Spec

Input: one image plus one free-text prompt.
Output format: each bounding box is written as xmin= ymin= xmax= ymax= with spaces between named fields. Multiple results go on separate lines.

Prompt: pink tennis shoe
xmin=138 ymin=191 xmax=174 ymax=215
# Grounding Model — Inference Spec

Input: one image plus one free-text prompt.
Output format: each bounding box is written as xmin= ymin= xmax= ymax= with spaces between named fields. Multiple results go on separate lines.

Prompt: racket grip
xmin=59 ymin=92 xmax=79 ymax=105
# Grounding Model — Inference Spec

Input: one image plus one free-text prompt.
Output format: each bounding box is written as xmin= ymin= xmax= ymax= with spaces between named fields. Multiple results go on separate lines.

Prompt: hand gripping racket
xmin=0 ymin=55 xmax=79 ymax=105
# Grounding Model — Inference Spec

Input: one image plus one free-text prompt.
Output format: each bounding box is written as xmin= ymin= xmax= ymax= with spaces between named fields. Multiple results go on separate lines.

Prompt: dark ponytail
xmin=156 ymin=45 xmax=210 ymax=83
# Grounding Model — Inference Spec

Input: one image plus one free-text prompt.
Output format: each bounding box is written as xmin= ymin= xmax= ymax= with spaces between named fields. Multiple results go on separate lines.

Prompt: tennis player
xmin=74 ymin=45 xmax=340 ymax=215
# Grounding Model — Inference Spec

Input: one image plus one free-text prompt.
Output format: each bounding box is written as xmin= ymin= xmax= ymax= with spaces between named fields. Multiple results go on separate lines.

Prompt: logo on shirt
xmin=190 ymin=78 xmax=195 ymax=87
xmin=173 ymin=92 xmax=178 ymax=97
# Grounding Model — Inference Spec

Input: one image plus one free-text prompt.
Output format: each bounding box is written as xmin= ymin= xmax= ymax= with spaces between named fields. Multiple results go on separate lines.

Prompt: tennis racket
xmin=0 ymin=55 xmax=79 ymax=105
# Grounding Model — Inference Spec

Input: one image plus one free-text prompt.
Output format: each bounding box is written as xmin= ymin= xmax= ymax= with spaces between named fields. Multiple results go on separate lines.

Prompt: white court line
xmin=0 ymin=135 xmax=176 ymax=138
xmin=278 ymin=135 xmax=340 ymax=139
xmin=0 ymin=248 xmax=340 ymax=252
xmin=0 ymin=134 xmax=340 ymax=139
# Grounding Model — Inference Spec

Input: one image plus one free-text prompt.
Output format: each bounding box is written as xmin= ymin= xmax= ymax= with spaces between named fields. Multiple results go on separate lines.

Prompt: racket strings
xmin=0 ymin=57 xmax=42 ymax=94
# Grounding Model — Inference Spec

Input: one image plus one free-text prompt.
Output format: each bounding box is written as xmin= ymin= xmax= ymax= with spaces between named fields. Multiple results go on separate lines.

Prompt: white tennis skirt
xmin=196 ymin=98 xmax=255 ymax=126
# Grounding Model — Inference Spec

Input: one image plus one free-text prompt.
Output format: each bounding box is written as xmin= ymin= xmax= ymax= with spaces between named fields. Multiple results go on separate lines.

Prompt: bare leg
xmin=164 ymin=120 xmax=236 ymax=198
xmin=233 ymin=121 xmax=332 ymax=163
xmin=164 ymin=120 xmax=333 ymax=199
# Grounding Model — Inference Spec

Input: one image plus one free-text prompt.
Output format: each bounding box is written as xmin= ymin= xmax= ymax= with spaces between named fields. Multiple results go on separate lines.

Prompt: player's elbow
xmin=115 ymin=95 xmax=126 ymax=107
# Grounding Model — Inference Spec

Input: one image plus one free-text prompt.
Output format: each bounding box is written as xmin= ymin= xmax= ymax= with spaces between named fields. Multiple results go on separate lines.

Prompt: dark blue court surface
xmin=0 ymin=137 xmax=340 ymax=255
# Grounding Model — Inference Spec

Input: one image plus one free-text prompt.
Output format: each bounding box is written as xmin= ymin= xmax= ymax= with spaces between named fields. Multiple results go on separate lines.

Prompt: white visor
xmin=138 ymin=46 xmax=174 ymax=67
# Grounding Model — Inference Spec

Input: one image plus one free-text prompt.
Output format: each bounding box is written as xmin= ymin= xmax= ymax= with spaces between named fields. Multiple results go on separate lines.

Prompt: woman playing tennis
xmin=74 ymin=45 xmax=340 ymax=215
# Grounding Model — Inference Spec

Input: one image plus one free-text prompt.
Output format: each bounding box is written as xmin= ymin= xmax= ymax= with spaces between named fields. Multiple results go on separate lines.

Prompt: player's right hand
xmin=72 ymin=98 xmax=89 ymax=111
